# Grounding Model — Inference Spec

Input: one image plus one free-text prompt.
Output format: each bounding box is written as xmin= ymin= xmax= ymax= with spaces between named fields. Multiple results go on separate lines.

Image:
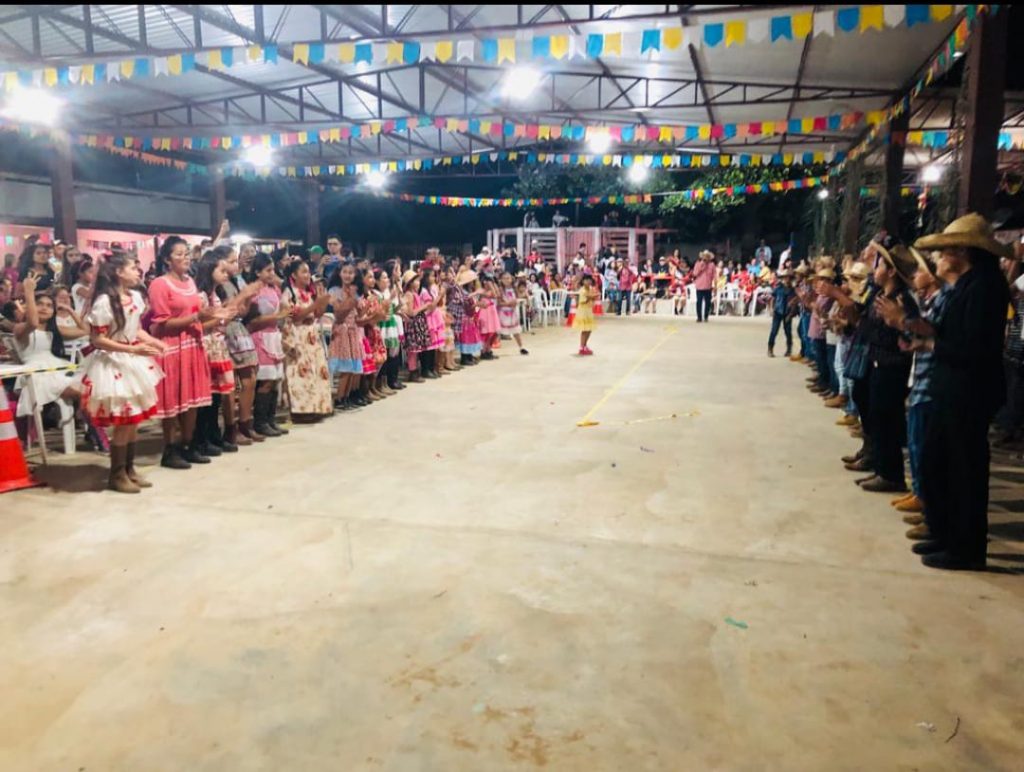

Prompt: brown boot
xmin=227 ymin=421 xmax=252 ymax=447
xmin=108 ymin=446 xmax=141 ymax=494
xmin=239 ymin=418 xmax=266 ymax=443
xmin=824 ymin=395 xmax=846 ymax=409
xmin=125 ymin=442 xmax=152 ymax=488
xmin=906 ymin=524 xmax=931 ymax=541
xmin=902 ymin=512 xmax=925 ymax=526
xmin=895 ymin=494 xmax=924 ymax=513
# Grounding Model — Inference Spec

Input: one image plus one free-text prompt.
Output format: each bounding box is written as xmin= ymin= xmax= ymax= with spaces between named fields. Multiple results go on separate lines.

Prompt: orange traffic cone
xmin=0 ymin=389 xmax=43 ymax=494
xmin=594 ymin=300 xmax=604 ymax=316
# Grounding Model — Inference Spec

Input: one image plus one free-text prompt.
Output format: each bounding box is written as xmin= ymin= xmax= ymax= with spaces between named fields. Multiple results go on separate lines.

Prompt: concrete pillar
xmin=881 ymin=111 xmax=909 ymax=239
xmin=49 ymin=133 xmax=77 ymax=244
xmin=304 ymin=179 xmax=321 ymax=246
xmin=957 ymin=12 xmax=1008 ymax=218
xmin=209 ymin=167 xmax=226 ymax=233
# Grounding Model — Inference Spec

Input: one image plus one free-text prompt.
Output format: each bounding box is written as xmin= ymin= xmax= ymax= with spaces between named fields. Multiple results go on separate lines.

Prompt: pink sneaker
xmin=578 ymin=347 xmax=587 ymax=356
xmin=583 ymin=347 xmax=594 ymax=356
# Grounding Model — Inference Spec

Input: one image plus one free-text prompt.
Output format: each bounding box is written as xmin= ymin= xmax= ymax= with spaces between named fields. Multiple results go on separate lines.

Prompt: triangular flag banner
xmin=433 ymin=40 xmax=453 ymax=62
xmin=771 ymin=15 xmax=793 ymax=41
xmin=456 ymin=40 xmax=474 ymax=61
xmin=792 ymin=13 xmax=813 ymax=38
xmin=931 ymin=5 xmax=953 ymax=22
xmin=386 ymin=42 xmax=403 ymax=64
xmin=859 ymin=5 xmax=884 ymax=32
xmin=604 ymin=32 xmax=622 ymax=56
xmin=725 ymin=20 xmax=746 ymax=47
xmin=641 ymin=29 xmax=661 ymax=53
xmin=292 ymin=44 xmax=309 ymax=65
xmin=704 ymin=23 xmax=724 ymax=47
xmin=550 ymin=35 xmax=569 ymax=59
xmin=532 ymin=36 xmax=551 ymax=59
xmin=497 ymin=38 xmax=516 ymax=63
xmin=883 ymin=5 xmax=906 ymax=27
xmin=906 ymin=4 xmax=931 ymax=27
xmin=748 ymin=18 xmax=769 ymax=43
xmin=814 ymin=11 xmax=835 ymax=36
xmin=586 ymin=34 xmax=603 ymax=58
xmin=836 ymin=7 xmax=860 ymax=33
xmin=662 ymin=28 xmax=683 ymax=49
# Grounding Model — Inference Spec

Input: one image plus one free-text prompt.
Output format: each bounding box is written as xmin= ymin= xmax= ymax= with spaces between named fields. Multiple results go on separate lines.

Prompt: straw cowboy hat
xmin=814 ymin=267 xmax=836 ymax=281
xmin=794 ymin=264 xmax=811 ymax=276
xmin=872 ymin=242 xmax=918 ymax=284
xmin=401 ymin=269 xmax=419 ymax=289
xmin=844 ymin=261 xmax=870 ymax=285
xmin=914 ymin=212 xmax=1013 ymax=259
xmin=698 ymin=249 xmax=714 ymax=260
xmin=456 ymin=268 xmax=478 ymax=286
xmin=910 ymin=246 xmax=938 ymax=278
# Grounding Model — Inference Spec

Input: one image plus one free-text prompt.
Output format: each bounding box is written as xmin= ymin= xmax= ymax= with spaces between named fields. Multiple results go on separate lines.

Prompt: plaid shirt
xmin=909 ymin=285 xmax=950 ymax=407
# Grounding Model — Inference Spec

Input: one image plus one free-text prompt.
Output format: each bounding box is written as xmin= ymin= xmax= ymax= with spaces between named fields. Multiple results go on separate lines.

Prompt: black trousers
xmin=921 ymin=397 xmax=991 ymax=561
xmin=869 ymin=362 xmax=910 ymax=484
xmin=385 ymin=353 xmax=401 ymax=387
xmin=696 ymin=290 xmax=712 ymax=321
xmin=995 ymin=358 xmax=1024 ymax=436
xmin=195 ymin=393 xmax=223 ymax=445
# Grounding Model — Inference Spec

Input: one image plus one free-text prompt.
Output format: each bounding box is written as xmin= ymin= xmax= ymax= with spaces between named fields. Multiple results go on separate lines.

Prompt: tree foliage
xmin=503 ymin=164 xmax=675 ymax=216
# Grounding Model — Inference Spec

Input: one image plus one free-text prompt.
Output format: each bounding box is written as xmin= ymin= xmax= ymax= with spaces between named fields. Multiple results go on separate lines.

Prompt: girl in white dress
xmin=77 ymin=254 xmax=166 ymax=493
xmin=11 ymin=275 xmax=77 ymax=426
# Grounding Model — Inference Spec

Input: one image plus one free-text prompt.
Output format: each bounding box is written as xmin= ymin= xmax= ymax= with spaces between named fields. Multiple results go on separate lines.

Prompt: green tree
xmin=503 ymin=164 xmax=675 ymax=216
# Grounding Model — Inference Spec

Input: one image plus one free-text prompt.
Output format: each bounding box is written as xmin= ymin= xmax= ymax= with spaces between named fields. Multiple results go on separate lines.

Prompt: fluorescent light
xmin=588 ymin=133 xmax=613 ymax=154
xmin=501 ymin=66 xmax=542 ymax=101
xmin=232 ymin=233 xmax=251 ymax=244
xmin=1 ymin=87 xmax=63 ymax=126
xmin=817 ymin=189 xmax=829 ymax=200
xmin=921 ymin=164 xmax=944 ymax=183
xmin=628 ymin=164 xmax=649 ymax=184
xmin=365 ymin=170 xmax=388 ymax=189
xmin=243 ymin=146 xmax=275 ymax=167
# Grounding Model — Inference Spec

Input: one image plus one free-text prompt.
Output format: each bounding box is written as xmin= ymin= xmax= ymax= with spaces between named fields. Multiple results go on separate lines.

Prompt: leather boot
xmin=227 ymin=422 xmax=252 ymax=447
xmin=108 ymin=445 xmax=141 ymax=493
xmin=268 ymin=387 xmax=289 ymax=434
xmin=239 ymin=419 xmax=265 ymax=443
xmin=160 ymin=443 xmax=192 ymax=470
xmin=125 ymin=442 xmax=152 ymax=488
xmin=767 ymin=345 xmax=775 ymax=358
xmin=253 ymin=393 xmax=280 ymax=437
xmin=180 ymin=442 xmax=212 ymax=464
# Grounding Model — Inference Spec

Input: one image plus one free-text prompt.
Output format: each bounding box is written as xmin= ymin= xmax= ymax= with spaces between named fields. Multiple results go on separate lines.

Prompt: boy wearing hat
xmin=876 ymin=214 xmax=1012 ymax=570
xmin=767 ymin=270 xmax=796 ymax=357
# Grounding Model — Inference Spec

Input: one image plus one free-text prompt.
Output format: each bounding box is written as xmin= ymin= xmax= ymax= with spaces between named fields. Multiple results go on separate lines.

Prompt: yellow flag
xmin=538 ymin=125 xmax=550 ymax=140
xmin=386 ymin=42 xmax=402 ymax=64
xmin=930 ymin=5 xmax=953 ymax=22
xmin=801 ymin=117 xmax=814 ymax=133
xmin=298 ymin=131 xmax=308 ymax=144
xmin=222 ymin=137 xmax=232 ymax=150
xmin=663 ymin=28 xmax=683 ymax=49
xmin=81 ymin=64 xmax=94 ymax=85
xmin=44 ymin=68 xmax=58 ymax=86
xmin=480 ymin=120 xmax=492 ymax=133
xmin=3 ymin=71 xmax=17 ymax=91
xmin=908 ymin=131 xmax=923 ymax=145
xmin=762 ymin=121 xmax=775 ymax=136
xmin=446 ymin=118 xmax=459 ymax=132
xmin=329 ymin=128 xmax=341 ymax=142
xmin=497 ymin=38 xmax=516 ymax=63
xmin=860 ymin=5 xmax=884 ymax=31
xmin=659 ymin=126 xmax=672 ymax=142
xmin=725 ymin=21 xmax=746 ymax=47
xmin=120 ymin=59 xmax=135 ymax=78
xmin=434 ymin=40 xmax=453 ymax=63
xmin=604 ymin=32 xmax=622 ymax=56
xmin=550 ymin=35 xmax=569 ymax=59
xmin=248 ymin=45 xmax=261 ymax=62
xmin=167 ymin=55 xmax=182 ymax=75
xmin=698 ymin=125 xmax=711 ymax=140
xmin=338 ymin=43 xmax=355 ymax=63
xmin=792 ymin=13 xmax=813 ymax=38
xmin=292 ymin=44 xmax=309 ymax=64
xmin=783 ymin=154 xmax=793 ymax=165
xmin=208 ymin=49 xmax=224 ymax=70
xmin=603 ymin=154 xmax=612 ymax=166
xmin=369 ymin=121 xmax=382 ymax=135
xmin=720 ymin=156 xmax=730 ymax=167
xmin=813 ymin=152 xmax=825 ymax=163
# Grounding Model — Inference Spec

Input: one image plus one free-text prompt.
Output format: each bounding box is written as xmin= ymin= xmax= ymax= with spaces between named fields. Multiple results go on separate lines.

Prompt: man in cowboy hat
xmin=767 ymin=269 xmax=796 ymax=357
xmin=692 ymin=250 xmax=716 ymax=323
xmin=876 ymin=213 xmax=1012 ymax=570
xmin=831 ymin=261 xmax=871 ymax=428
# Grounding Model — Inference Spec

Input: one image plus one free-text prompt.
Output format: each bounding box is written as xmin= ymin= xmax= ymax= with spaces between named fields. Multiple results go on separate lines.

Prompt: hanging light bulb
xmin=1 ymin=87 xmax=63 ymax=126
xmin=628 ymin=164 xmax=649 ymax=184
xmin=588 ymin=132 xmax=613 ymax=154
xmin=921 ymin=164 xmax=944 ymax=184
xmin=243 ymin=146 xmax=275 ymax=168
xmin=817 ymin=188 xmax=830 ymax=200
xmin=501 ymin=66 xmax=542 ymax=101
xmin=365 ymin=170 xmax=388 ymax=189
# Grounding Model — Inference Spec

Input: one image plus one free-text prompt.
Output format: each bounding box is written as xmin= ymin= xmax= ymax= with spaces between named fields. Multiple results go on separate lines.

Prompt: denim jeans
xmin=696 ymin=290 xmax=712 ymax=321
xmin=768 ymin=313 xmax=792 ymax=351
xmin=836 ymin=337 xmax=857 ymax=417
xmin=907 ymin=401 xmax=933 ymax=498
xmin=798 ymin=311 xmax=811 ymax=356
xmin=619 ymin=290 xmax=631 ymax=315
xmin=606 ymin=289 xmax=621 ymax=314
xmin=826 ymin=343 xmax=838 ymax=393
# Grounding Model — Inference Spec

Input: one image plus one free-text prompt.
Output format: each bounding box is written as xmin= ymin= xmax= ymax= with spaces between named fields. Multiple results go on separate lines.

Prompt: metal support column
xmin=49 ymin=133 xmax=77 ymax=244
xmin=882 ymin=111 xmax=909 ymax=239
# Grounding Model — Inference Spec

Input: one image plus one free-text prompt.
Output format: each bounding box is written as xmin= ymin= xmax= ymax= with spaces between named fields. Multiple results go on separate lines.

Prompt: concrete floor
xmin=2 ymin=315 xmax=1023 ymax=771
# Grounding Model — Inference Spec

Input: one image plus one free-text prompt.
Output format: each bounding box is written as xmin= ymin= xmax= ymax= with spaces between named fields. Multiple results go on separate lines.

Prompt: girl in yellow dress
xmin=573 ymin=274 xmax=596 ymax=356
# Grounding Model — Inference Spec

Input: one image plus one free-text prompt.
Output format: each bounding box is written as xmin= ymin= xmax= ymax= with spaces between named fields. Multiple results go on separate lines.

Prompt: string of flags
xmin=362 ymin=175 xmax=830 ymax=208
xmin=840 ymin=5 xmax=995 ymax=168
xmin=226 ymin=149 xmax=839 ymax=180
xmin=64 ymin=109 xmax=881 ymax=154
xmin=0 ymin=6 xmax=965 ymax=94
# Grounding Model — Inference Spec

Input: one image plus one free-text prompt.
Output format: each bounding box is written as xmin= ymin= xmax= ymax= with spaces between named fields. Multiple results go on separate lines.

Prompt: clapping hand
xmin=875 ymin=296 xmax=904 ymax=328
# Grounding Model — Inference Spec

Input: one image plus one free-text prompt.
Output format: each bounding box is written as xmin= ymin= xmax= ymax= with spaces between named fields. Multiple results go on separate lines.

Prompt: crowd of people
xmin=768 ymin=213 xmax=1020 ymax=572
xmin=1 ymin=231 xmax=567 ymax=494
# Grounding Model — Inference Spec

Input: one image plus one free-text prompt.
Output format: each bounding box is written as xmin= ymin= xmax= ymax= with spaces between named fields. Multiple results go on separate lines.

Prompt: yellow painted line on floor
xmin=576 ymin=325 xmax=679 ymax=428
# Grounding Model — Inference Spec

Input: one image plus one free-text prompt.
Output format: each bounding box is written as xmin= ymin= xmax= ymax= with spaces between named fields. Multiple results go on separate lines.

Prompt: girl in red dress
xmin=148 ymin=236 xmax=229 ymax=469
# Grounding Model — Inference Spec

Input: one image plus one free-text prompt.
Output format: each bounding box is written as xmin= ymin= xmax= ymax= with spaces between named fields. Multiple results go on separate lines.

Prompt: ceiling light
xmin=1 ymin=87 xmax=63 ymax=126
xmin=817 ymin=189 xmax=830 ymax=200
xmin=588 ymin=133 xmax=613 ymax=154
xmin=232 ymin=234 xmax=251 ymax=245
xmin=365 ymin=170 xmax=388 ymax=189
xmin=243 ymin=146 xmax=275 ymax=167
xmin=628 ymin=164 xmax=649 ymax=184
xmin=501 ymin=66 xmax=542 ymax=101
xmin=921 ymin=164 xmax=944 ymax=183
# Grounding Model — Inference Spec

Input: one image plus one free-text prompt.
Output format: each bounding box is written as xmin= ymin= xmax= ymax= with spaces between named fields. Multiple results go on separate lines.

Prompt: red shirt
xmin=618 ymin=267 xmax=635 ymax=290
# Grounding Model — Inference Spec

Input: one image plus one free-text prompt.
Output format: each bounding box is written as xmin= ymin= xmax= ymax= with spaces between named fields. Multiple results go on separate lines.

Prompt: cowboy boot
xmin=226 ymin=421 xmax=251 ymax=447
xmin=268 ymin=387 xmax=289 ymax=434
xmin=108 ymin=446 xmax=141 ymax=494
xmin=125 ymin=442 xmax=152 ymax=488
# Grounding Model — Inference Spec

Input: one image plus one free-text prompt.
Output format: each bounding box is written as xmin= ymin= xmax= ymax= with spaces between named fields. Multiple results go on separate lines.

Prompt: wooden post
xmin=49 ymin=133 xmax=77 ymax=244
xmin=304 ymin=179 xmax=320 ymax=246
xmin=881 ymin=111 xmax=909 ymax=239
xmin=840 ymin=159 xmax=863 ymax=255
xmin=957 ymin=12 xmax=1008 ymax=218
xmin=209 ymin=167 xmax=226 ymax=233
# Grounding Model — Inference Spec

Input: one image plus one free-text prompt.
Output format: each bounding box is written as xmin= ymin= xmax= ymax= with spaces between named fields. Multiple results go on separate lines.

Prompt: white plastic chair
xmin=530 ymin=287 xmax=548 ymax=327
xmin=719 ymin=283 xmax=742 ymax=316
xmin=684 ymin=284 xmax=696 ymax=317
xmin=545 ymin=289 xmax=568 ymax=326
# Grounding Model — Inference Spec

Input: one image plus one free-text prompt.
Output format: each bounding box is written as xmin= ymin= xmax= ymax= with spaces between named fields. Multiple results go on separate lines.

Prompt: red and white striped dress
xmin=147 ymin=274 xmax=212 ymax=419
